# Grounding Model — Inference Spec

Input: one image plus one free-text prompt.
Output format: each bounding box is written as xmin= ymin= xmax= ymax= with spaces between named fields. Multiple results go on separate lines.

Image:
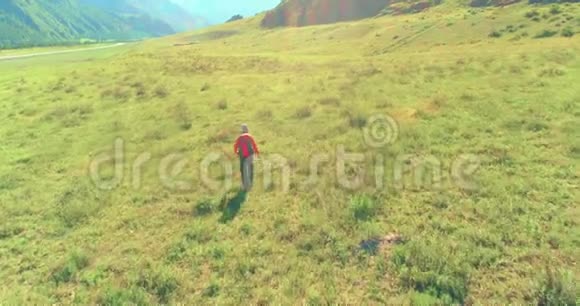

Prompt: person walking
xmin=234 ymin=124 xmax=260 ymax=191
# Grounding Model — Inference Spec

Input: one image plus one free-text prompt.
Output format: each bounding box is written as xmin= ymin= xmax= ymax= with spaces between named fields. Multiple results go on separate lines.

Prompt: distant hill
xmin=0 ymin=0 xmax=187 ymax=48
xmin=82 ymin=0 xmax=209 ymax=32
xmin=261 ymin=0 xmax=445 ymax=27
xmin=262 ymin=0 xmax=390 ymax=27
xmin=127 ymin=0 xmax=209 ymax=31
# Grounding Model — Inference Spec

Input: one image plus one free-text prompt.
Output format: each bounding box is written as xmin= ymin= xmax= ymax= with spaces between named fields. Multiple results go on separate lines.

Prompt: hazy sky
xmin=170 ymin=0 xmax=281 ymax=24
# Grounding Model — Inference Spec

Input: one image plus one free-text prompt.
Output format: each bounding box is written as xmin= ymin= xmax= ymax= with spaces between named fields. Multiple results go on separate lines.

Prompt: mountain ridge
xmin=0 ymin=0 xmax=196 ymax=48
xmin=261 ymin=0 xmax=438 ymax=27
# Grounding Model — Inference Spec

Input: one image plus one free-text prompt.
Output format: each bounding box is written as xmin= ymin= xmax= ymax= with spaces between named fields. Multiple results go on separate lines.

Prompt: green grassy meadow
xmin=0 ymin=2 xmax=578 ymax=304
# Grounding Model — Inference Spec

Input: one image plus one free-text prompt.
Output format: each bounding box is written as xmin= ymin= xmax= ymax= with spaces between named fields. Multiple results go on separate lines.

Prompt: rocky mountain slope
xmin=262 ymin=0 xmax=393 ymax=27
xmin=0 ymin=0 xmax=195 ymax=48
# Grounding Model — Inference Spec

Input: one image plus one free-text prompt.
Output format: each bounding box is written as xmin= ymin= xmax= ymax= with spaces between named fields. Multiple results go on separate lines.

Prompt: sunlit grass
xmin=0 ymin=2 xmax=578 ymax=304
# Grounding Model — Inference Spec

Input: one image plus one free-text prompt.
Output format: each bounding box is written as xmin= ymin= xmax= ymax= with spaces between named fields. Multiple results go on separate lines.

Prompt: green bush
xmin=318 ymin=97 xmax=341 ymax=106
xmin=56 ymin=178 xmax=108 ymax=227
xmin=52 ymin=262 xmax=77 ymax=284
xmin=112 ymin=86 xmax=132 ymax=100
xmin=134 ymin=267 xmax=178 ymax=304
xmin=536 ymin=268 xmax=576 ymax=306
xmin=51 ymin=251 xmax=90 ymax=284
xmin=226 ymin=14 xmax=244 ymax=23
xmin=489 ymin=30 xmax=502 ymax=38
xmin=216 ymin=99 xmax=228 ymax=110
xmin=0 ymin=225 xmax=24 ymax=240
xmin=549 ymin=5 xmax=562 ymax=15
xmin=561 ymin=27 xmax=574 ymax=37
xmin=183 ymin=224 xmax=213 ymax=243
xmin=165 ymin=240 xmax=188 ymax=263
xmin=527 ymin=121 xmax=550 ymax=132
xmin=170 ymin=101 xmax=192 ymax=131
xmin=348 ymin=113 xmax=368 ymax=128
xmin=154 ymin=85 xmax=169 ymax=98
xmin=295 ymin=106 xmax=313 ymax=119
xmin=98 ymin=286 xmax=149 ymax=306
xmin=349 ymin=194 xmax=378 ymax=221
xmin=534 ymin=29 xmax=558 ymax=38
xmin=200 ymin=83 xmax=210 ymax=92
xmin=525 ymin=10 xmax=540 ymax=18
xmin=203 ymin=282 xmax=220 ymax=297
xmin=194 ymin=198 xmax=216 ymax=216
xmin=392 ymin=239 xmax=471 ymax=304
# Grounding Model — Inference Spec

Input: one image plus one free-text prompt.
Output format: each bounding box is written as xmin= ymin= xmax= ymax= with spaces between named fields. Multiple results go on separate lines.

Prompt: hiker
xmin=234 ymin=124 xmax=260 ymax=191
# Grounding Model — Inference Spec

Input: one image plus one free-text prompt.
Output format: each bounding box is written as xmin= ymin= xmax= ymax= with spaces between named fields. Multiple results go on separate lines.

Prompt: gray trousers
xmin=240 ymin=155 xmax=254 ymax=191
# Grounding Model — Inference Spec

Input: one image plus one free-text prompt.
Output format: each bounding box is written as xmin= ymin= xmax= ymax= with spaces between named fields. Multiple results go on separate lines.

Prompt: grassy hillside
xmin=0 ymin=0 xmax=174 ymax=49
xmin=0 ymin=1 xmax=578 ymax=304
xmin=81 ymin=0 xmax=207 ymax=32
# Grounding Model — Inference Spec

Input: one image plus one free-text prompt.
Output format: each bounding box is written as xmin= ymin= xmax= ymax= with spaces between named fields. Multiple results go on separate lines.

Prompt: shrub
xmin=527 ymin=121 xmax=550 ymax=132
xmin=216 ymin=99 xmax=228 ymax=110
xmin=430 ymin=94 xmax=448 ymax=108
xmin=525 ymin=10 xmax=540 ymax=18
xmin=112 ymin=87 xmax=131 ymax=100
xmin=226 ymin=14 xmax=243 ymax=23
xmin=171 ymin=101 xmax=192 ymax=130
xmin=203 ymin=282 xmax=220 ymax=297
xmin=154 ymin=85 xmax=169 ymax=98
xmin=98 ymin=287 xmax=149 ymax=306
xmin=200 ymin=83 xmax=210 ymax=92
xmin=44 ymin=104 xmax=93 ymax=125
xmin=536 ymin=268 xmax=576 ymax=305
xmin=489 ymin=30 xmax=502 ymax=38
xmin=64 ymin=86 xmax=76 ymax=94
xmin=392 ymin=239 xmax=470 ymax=304
xmin=506 ymin=24 xmax=519 ymax=33
xmin=135 ymin=267 xmax=178 ymax=304
xmin=0 ymin=225 xmax=23 ymax=240
xmin=318 ymin=97 xmax=341 ymax=106
xmin=184 ymin=224 xmax=213 ymax=243
xmin=51 ymin=251 xmax=90 ymax=284
xmin=550 ymin=5 xmax=561 ymax=15
xmin=52 ymin=263 xmax=77 ymax=284
xmin=295 ymin=106 xmax=313 ymax=119
xmin=56 ymin=178 xmax=107 ymax=227
xmin=534 ymin=29 xmax=558 ymax=38
xmin=100 ymin=88 xmax=113 ymax=98
xmin=348 ymin=113 xmax=368 ymax=128
xmin=255 ymin=109 xmax=273 ymax=119
xmin=539 ymin=67 xmax=566 ymax=77
xmin=194 ymin=198 xmax=216 ymax=216
xmin=207 ymin=129 xmax=233 ymax=144
xmin=349 ymin=194 xmax=378 ymax=221
xmin=561 ymin=27 xmax=574 ymax=37
xmin=135 ymin=87 xmax=147 ymax=98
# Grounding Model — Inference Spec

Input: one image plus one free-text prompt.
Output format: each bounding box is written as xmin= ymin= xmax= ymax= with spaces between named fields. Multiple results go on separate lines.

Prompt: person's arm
xmin=250 ymin=136 xmax=260 ymax=155
xmin=234 ymin=137 xmax=240 ymax=155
